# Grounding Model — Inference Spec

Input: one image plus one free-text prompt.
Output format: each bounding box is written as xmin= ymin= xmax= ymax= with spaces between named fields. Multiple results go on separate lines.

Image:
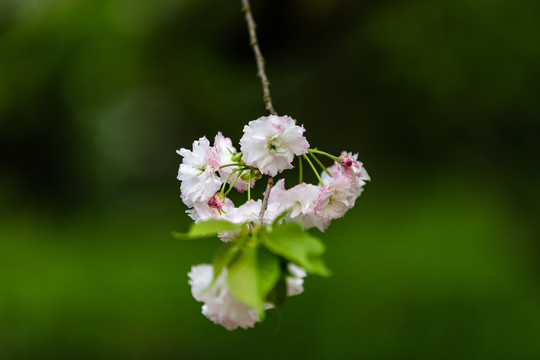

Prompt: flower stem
xmin=308 ymin=148 xmax=340 ymax=162
xmin=220 ymin=167 xmax=245 ymax=195
xmin=219 ymin=163 xmax=255 ymax=169
xmin=241 ymin=0 xmax=277 ymax=116
xmin=247 ymin=170 xmax=253 ymax=201
xmin=225 ymin=170 xmax=244 ymax=196
xmin=303 ymin=154 xmax=324 ymax=185
xmin=309 ymin=152 xmax=331 ymax=177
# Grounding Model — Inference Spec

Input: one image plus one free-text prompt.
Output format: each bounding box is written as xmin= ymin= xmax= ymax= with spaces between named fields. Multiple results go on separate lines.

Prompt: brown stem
xmin=258 ymin=176 xmax=274 ymax=221
xmin=241 ymin=0 xmax=277 ymax=222
xmin=241 ymin=0 xmax=277 ymax=116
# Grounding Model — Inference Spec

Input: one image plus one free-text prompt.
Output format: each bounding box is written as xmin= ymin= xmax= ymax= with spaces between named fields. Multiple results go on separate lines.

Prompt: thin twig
xmin=258 ymin=176 xmax=274 ymax=221
xmin=241 ymin=0 xmax=276 ymax=222
xmin=241 ymin=0 xmax=277 ymax=116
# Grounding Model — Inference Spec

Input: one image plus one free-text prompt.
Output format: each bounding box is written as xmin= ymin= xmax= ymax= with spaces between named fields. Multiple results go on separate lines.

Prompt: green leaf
xmin=213 ymin=241 xmax=240 ymax=281
xmin=171 ymin=220 xmax=243 ymax=240
xmin=227 ymin=242 xmax=280 ymax=317
xmin=259 ymin=222 xmax=331 ymax=277
xmin=256 ymin=247 xmax=281 ymax=299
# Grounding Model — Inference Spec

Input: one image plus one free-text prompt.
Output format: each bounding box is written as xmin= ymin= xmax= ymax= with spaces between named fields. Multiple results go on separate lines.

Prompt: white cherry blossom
xmin=322 ymin=152 xmax=370 ymax=201
xmin=240 ymin=115 xmax=309 ymax=176
xmin=214 ymin=132 xmax=255 ymax=192
xmin=313 ymin=175 xmax=356 ymax=221
xmin=228 ymin=200 xmax=262 ymax=224
xmin=286 ymin=263 xmax=307 ymax=296
xmin=188 ymin=263 xmax=307 ymax=330
xmin=188 ymin=264 xmax=261 ymax=330
xmin=341 ymin=152 xmax=370 ymax=198
xmin=186 ymin=197 xmax=235 ymax=223
xmin=218 ymin=200 xmax=264 ymax=242
xmin=177 ymin=137 xmax=222 ymax=207
xmin=268 ymin=179 xmax=329 ymax=231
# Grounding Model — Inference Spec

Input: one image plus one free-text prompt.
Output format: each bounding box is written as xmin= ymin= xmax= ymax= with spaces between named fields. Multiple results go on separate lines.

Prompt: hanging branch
xmin=241 ymin=0 xmax=277 ymax=116
xmin=176 ymin=0 xmax=371 ymax=332
xmin=241 ymin=0 xmax=276 ymax=221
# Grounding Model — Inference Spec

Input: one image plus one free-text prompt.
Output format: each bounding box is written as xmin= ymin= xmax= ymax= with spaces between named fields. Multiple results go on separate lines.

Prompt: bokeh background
xmin=1 ymin=0 xmax=539 ymax=359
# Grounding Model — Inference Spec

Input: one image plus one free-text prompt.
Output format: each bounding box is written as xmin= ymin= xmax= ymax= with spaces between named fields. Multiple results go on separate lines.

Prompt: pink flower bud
xmin=207 ymin=193 xmax=224 ymax=210
xmin=340 ymin=156 xmax=354 ymax=168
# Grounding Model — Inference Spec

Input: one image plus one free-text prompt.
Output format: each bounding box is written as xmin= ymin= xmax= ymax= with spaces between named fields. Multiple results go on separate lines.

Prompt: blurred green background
xmin=1 ymin=0 xmax=539 ymax=359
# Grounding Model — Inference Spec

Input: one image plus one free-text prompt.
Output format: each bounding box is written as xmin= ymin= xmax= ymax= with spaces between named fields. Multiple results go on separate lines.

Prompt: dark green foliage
xmin=1 ymin=0 xmax=539 ymax=358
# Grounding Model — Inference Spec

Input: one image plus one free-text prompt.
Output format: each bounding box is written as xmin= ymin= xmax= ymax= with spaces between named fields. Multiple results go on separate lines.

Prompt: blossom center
xmin=266 ymin=136 xmax=287 ymax=155
xmin=194 ymin=164 xmax=206 ymax=174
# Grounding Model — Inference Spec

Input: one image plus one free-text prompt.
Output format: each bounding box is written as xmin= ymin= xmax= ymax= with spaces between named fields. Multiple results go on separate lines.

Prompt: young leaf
xmin=171 ymin=220 xmax=243 ymax=240
xmin=259 ymin=222 xmax=331 ymax=277
xmin=227 ymin=242 xmax=280 ymax=317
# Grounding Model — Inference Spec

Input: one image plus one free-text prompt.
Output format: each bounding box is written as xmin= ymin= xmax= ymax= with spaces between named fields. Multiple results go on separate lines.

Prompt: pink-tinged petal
xmin=188 ymin=264 xmax=261 ymax=330
xmin=176 ymin=136 xmax=223 ymax=206
xmin=240 ymin=115 xmax=309 ymax=176
xmin=314 ymin=175 xmax=356 ymax=220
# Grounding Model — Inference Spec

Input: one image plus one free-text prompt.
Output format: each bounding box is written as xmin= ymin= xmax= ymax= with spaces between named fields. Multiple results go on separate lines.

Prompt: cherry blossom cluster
xmin=188 ymin=263 xmax=306 ymax=330
xmin=176 ymin=115 xmax=370 ymax=330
